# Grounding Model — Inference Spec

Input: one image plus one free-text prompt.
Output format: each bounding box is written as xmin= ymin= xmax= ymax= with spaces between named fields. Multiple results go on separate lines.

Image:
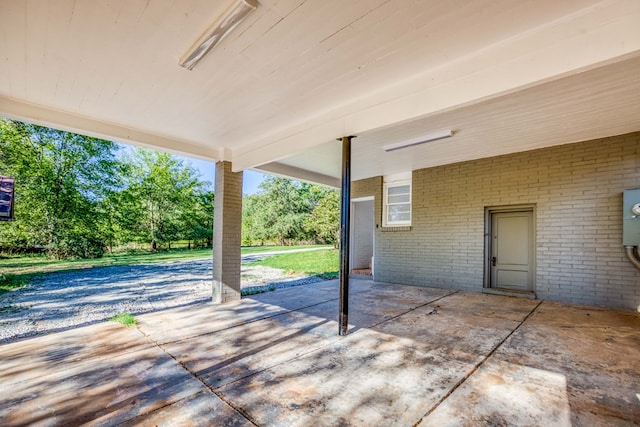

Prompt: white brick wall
xmin=353 ymin=132 xmax=640 ymax=309
xmin=213 ymin=161 xmax=243 ymax=303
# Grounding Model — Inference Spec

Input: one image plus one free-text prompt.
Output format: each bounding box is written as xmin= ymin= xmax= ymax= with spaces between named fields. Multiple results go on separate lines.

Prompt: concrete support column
xmin=212 ymin=161 xmax=243 ymax=303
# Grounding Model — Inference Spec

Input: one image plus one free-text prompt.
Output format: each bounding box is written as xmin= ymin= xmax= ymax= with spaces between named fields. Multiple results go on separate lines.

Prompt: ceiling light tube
xmin=383 ymin=129 xmax=454 ymax=152
xmin=179 ymin=0 xmax=257 ymax=70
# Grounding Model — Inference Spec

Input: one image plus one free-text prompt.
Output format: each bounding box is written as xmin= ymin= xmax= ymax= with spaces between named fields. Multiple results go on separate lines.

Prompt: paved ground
xmin=0 ymin=251 xmax=321 ymax=344
xmin=1 ymin=279 xmax=639 ymax=426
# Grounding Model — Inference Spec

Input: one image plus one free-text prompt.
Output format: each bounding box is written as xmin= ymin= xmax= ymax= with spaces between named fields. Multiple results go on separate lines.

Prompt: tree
xmin=307 ymin=189 xmax=340 ymax=246
xmin=254 ymin=177 xmax=313 ymax=245
xmin=180 ymin=190 xmax=214 ymax=248
xmin=0 ymin=119 xmax=123 ymax=258
xmin=241 ymin=176 xmax=339 ymax=246
xmin=123 ymin=149 xmax=210 ymax=250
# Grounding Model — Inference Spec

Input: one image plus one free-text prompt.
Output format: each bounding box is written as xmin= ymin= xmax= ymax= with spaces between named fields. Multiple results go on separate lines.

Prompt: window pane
xmin=388 ymin=194 xmax=410 ymax=204
xmin=388 ymin=211 xmax=410 ymax=223
xmin=387 ymin=185 xmax=410 ymax=196
xmin=388 ymin=203 xmax=410 ymax=223
xmin=389 ymin=204 xmax=410 ymax=215
xmin=384 ymin=182 xmax=411 ymax=225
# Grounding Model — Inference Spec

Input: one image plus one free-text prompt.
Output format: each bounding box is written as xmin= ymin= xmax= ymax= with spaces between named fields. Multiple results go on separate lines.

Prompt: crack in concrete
xmin=415 ymin=298 xmax=545 ymax=426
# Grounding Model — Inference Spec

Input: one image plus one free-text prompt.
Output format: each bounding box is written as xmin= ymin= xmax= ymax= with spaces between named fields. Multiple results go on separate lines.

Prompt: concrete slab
xmin=137 ymin=279 xmax=341 ymax=344
xmin=117 ymin=391 xmax=253 ymax=427
xmin=0 ymin=322 xmax=246 ymax=426
xmin=1 ymin=279 xmax=639 ymax=426
xmin=215 ymin=325 xmax=474 ymax=426
xmin=214 ymin=290 xmax=539 ymax=426
xmin=423 ymin=300 xmax=640 ymax=426
xmin=0 ymin=321 xmax=148 ymax=386
xmin=162 ymin=303 xmax=341 ymax=389
xmin=160 ymin=282 xmax=452 ymax=391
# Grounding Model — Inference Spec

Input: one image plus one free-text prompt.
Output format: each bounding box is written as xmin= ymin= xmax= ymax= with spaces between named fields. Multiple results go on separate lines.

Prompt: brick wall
xmin=352 ymin=176 xmax=382 ymax=224
xmin=213 ymin=161 xmax=243 ymax=303
xmin=352 ymin=132 xmax=640 ymax=309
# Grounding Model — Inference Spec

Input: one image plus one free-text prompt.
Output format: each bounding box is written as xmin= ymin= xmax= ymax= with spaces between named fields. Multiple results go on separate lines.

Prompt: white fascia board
xmin=255 ymin=162 xmax=341 ymax=188
xmin=384 ymin=172 xmax=411 ymax=183
xmin=231 ymin=0 xmax=640 ymax=172
xmin=0 ymin=96 xmax=222 ymax=161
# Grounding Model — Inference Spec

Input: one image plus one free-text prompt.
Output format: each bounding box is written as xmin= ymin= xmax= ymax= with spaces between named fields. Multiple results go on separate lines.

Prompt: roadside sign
xmin=0 ymin=176 xmax=15 ymax=221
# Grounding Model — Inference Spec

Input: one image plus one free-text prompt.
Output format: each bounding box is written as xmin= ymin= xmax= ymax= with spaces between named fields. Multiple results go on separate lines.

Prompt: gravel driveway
xmin=0 ymin=257 xmax=323 ymax=344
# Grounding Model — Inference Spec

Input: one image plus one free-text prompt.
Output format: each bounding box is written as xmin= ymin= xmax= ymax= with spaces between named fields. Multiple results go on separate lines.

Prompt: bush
xmin=48 ymin=230 xmax=105 ymax=259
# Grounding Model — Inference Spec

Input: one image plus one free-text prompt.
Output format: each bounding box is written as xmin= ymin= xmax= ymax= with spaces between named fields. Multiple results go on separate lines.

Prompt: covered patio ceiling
xmin=1 ymin=0 xmax=639 ymax=185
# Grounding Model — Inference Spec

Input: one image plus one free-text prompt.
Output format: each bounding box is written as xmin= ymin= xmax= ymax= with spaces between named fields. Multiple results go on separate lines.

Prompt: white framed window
xmin=383 ymin=180 xmax=411 ymax=226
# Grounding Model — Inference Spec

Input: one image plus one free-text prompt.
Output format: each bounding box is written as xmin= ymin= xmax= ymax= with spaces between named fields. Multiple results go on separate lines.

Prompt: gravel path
xmin=0 ymin=257 xmax=324 ymax=344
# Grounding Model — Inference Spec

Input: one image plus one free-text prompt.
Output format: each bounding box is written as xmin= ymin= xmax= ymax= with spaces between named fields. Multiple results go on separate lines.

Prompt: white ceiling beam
xmin=255 ymin=162 xmax=341 ymax=188
xmin=0 ymin=96 xmax=222 ymax=161
xmin=231 ymin=0 xmax=640 ymax=172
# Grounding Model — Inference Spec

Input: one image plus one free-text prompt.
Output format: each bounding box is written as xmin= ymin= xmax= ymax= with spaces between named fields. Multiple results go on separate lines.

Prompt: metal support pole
xmin=339 ymin=136 xmax=354 ymax=336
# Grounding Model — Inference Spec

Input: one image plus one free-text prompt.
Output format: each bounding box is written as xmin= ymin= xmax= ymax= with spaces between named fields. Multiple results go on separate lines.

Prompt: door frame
xmin=350 ymin=196 xmax=375 ymax=277
xmin=483 ymin=204 xmax=536 ymax=291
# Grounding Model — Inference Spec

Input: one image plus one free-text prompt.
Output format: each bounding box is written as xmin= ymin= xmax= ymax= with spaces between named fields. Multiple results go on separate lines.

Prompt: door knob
xmin=491 ymin=257 xmax=497 ymax=266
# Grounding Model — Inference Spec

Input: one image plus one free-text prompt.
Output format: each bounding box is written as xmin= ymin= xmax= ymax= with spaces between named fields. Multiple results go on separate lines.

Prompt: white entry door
xmin=490 ymin=210 xmax=534 ymax=291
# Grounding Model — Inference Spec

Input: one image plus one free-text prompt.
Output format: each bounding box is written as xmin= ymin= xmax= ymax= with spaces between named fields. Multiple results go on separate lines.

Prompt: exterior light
xmin=383 ymin=129 xmax=454 ymax=152
xmin=179 ymin=0 xmax=257 ymax=70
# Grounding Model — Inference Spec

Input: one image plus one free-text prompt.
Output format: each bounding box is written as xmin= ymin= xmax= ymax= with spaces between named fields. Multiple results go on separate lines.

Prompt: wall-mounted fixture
xmin=623 ymin=189 xmax=640 ymax=270
xmin=383 ymin=129 xmax=454 ymax=152
xmin=179 ymin=0 xmax=257 ymax=70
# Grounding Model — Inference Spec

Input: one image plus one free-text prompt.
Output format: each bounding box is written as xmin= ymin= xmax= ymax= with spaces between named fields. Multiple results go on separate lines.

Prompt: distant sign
xmin=0 ymin=176 xmax=15 ymax=221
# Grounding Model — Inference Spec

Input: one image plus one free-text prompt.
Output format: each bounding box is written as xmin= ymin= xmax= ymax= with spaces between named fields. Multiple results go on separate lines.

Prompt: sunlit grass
xmin=110 ymin=312 xmax=137 ymax=327
xmin=247 ymin=248 xmax=339 ymax=279
xmin=0 ymin=273 xmax=30 ymax=294
xmin=240 ymin=244 xmax=331 ymax=255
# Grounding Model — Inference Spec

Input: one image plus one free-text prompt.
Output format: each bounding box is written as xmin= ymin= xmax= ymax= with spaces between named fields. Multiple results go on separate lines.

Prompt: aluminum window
xmin=383 ymin=181 xmax=411 ymax=226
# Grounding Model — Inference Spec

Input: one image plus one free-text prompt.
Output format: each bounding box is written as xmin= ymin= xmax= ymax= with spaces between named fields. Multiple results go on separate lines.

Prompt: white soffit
xmin=234 ymin=0 xmax=640 ymax=171
xmin=274 ymin=54 xmax=640 ymax=182
xmin=0 ymin=0 xmax=639 ymax=173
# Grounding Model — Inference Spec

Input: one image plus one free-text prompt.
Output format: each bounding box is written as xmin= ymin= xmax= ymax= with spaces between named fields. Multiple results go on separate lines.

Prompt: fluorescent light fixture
xmin=383 ymin=129 xmax=454 ymax=152
xmin=179 ymin=0 xmax=257 ymax=70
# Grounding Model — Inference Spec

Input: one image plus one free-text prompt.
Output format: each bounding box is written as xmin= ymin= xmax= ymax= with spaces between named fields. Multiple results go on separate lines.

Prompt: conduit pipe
xmin=624 ymin=246 xmax=640 ymax=270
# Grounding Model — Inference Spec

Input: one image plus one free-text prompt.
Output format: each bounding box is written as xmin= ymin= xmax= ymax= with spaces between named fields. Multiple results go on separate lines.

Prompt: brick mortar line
xmin=415 ymin=298 xmax=545 ymax=426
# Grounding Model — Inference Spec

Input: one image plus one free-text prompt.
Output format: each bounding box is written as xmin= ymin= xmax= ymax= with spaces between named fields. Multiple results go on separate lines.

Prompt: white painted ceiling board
xmin=0 ymin=0 xmax=638 ymax=183
xmin=275 ymin=54 xmax=640 ymax=181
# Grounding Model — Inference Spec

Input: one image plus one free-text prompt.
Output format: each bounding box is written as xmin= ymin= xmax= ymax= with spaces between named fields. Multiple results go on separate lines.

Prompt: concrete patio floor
xmin=1 ymin=279 xmax=639 ymax=426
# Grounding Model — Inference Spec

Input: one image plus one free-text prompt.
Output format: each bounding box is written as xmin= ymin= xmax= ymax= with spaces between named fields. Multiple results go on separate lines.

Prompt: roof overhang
xmin=1 ymin=0 xmax=639 ymax=185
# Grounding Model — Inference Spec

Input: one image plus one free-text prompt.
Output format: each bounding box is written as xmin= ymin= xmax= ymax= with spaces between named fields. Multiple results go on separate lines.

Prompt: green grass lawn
xmin=240 ymin=244 xmax=332 ymax=255
xmin=0 ymin=245 xmax=335 ymax=295
xmin=246 ymin=248 xmax=339 ymax=279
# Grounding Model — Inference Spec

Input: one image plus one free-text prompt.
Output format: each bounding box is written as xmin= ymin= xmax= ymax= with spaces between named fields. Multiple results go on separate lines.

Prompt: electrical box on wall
xmin=623 ymin=189 xmax=640 ymax=246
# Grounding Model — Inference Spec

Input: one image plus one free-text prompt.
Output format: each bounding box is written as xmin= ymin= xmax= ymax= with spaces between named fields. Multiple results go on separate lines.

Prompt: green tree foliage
xmin=307 ymin=189 xmax=340 ymax=247
xmin=1 ymin=118 xmax=337 ymax=259
xmin=242 ymin=176 xmax=339 ymax=246
xmin=0 ymin=119 xmax=214 ymax=258
xmin=122 ymin=150 xmax=211 ymax=250
xmin=0 ymin=119 xmax=122 ymax=258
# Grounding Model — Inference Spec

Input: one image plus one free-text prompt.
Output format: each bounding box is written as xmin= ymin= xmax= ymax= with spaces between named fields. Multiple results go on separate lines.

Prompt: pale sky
xmin=176 ymin=156 xmax=266 ymax=195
